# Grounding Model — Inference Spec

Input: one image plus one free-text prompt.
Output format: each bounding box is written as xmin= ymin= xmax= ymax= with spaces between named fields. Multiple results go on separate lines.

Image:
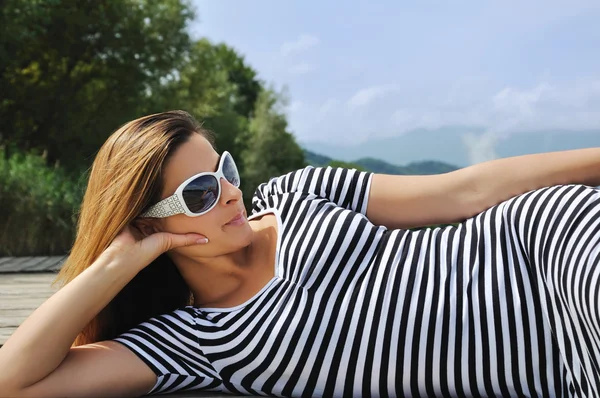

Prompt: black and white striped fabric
xmin=115 ymin=166 xmax=600 ymax=397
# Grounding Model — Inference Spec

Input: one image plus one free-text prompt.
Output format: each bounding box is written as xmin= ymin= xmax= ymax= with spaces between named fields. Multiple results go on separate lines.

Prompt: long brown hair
xmin=54 ymin=110 xmax=214 ymax=346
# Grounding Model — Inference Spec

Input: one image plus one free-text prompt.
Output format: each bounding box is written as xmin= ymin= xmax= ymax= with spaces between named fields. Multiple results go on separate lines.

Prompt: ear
xmin=131 ymin=218 xmax=161 ymax=238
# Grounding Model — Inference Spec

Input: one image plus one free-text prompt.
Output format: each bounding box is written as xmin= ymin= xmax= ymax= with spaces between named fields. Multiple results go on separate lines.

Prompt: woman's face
xmin=151 ymin=133 xmax=252 ymax=257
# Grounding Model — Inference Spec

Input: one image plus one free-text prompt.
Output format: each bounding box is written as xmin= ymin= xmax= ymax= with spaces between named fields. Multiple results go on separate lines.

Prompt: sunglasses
xmin=140 ymin=151 xmax=240 ymax=218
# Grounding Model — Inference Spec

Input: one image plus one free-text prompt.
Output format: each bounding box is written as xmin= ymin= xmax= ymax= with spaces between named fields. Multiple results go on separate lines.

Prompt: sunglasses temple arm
xmin=140 ymin=195 xmax=185 ymax=218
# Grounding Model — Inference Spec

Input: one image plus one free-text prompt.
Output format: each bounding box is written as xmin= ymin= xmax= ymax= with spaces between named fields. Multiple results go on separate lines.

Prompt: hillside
xmin=304 ymin=150 xmax=459 ymax=175
xmin=301 ymin=128 xmax=600 ymax=168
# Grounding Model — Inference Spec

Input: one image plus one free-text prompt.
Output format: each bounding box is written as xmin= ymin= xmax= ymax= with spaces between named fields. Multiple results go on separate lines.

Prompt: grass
xmin=0 ymin=147 xmax=84 ymax=256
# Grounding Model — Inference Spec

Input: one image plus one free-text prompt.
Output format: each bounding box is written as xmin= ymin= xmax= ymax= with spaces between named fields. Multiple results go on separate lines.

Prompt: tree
xmin=327 ymin=160 xmax=366 ymax=171
xmin=0 ymin=0 xmax=194 ymax=171
xmin=240 ymin=87 xmax=306 ymax=208
xmin=143 ymin=38 xmax=262 ymax=162
xmin=211 ymin=43 xmax=262 ymax=120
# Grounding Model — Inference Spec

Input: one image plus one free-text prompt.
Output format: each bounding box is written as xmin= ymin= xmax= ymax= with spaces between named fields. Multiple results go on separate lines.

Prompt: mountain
xmin=301 ymin=127 xmax=600 ymax=168
xmin=304 ymin=150 xmax=459 ymax=175
xmin=303 ymin=150 xmax=332 ymax=167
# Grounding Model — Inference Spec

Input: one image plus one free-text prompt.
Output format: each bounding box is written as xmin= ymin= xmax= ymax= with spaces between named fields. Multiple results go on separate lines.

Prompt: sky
xmin=190 ymin=0 xmax=600 ymax=147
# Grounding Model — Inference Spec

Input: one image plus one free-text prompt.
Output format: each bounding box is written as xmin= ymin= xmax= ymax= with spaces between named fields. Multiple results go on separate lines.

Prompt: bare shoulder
xmin=17 ymin=340 xmax=156 ymax=398
xmin=248 ymin=211 xmax=279 ymax=231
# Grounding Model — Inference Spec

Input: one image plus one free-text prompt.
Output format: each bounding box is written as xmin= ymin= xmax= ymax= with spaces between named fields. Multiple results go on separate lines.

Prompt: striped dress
xmin=115 ymin=166 xmax=600 ymax=397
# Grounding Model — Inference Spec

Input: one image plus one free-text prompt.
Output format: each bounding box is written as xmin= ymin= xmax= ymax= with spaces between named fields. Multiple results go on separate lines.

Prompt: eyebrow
xmin=213 ymin=153 xmax=222 ymax=172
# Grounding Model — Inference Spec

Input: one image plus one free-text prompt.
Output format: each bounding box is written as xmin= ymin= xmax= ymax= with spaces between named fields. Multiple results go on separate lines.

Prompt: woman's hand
xmin=0 ymin=224 xmax=208 ymax=395
xmin=101 ymin=224 xmax=208 ymax=271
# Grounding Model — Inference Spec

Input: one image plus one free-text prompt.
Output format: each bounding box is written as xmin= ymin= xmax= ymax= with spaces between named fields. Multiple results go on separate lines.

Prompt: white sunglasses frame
xmin=139 ymin=151 xmax=239 ymax=218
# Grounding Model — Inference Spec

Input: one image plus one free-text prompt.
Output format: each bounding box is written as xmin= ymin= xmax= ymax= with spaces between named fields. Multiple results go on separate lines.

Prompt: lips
xmin=225 ymin=210 xmax=245 ymax=226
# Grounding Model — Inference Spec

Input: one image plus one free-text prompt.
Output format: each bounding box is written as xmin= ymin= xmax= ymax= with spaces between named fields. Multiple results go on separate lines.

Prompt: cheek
xmin=161 ymin=212 xmax=252 ymax=254
xmin=161 ymin=213 xmax=213 ymax=236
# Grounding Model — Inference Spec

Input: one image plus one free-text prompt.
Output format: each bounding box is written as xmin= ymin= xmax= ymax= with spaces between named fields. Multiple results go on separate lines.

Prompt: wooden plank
xmin=0 ymin=257 xmax=14 ymax=266
xmin=0 ymin=256 xmax=67 ymax=273
xmin=48 ymin=257 xmax=66 ymax=272
xmin=16 ymin=256 xmax=50 ymax=272
xmin=0 ymin=273 xmax=58 ymax=345
xmin=0 ymin=273 xmax=239 ymax=397
xmin=0 ymin=256 xmax=35 ymax=272
xmin=24 ymin=256 xmax=67 ymax=272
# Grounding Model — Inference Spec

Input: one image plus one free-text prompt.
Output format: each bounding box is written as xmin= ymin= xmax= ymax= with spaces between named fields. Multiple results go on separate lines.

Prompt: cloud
xmin=290 ymin=78 xmax=600 ymax=148
xmin=288 ymin=100 xmax=303 ymax=113
xmin=490 ymin=81 xmax=600 ymax=131
xmin=462 ymin=131 xmax=500 ymax=164
xmin=390 ymin=107 xmax=488 ymax=132
xmin=280 ymin=34 xmax=320 ymax=57
xmin=492 ymin=83 xmax=554 ymax=117
xmin=391 ymin=109 xmax=442 ymax=131
xmin=387 ymin=80 xmax=600 ymax=134
xmin=319 ymin=98 xmax=338 ymax=114
xmin=347 ymin=85 xmax=399 ymax=109
xmin=288 ymin=63 xmax=317 ymax=75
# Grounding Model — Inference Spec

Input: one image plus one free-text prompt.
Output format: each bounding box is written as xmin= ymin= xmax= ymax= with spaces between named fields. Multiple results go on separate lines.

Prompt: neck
xmin=172 ymin=243 xmax=254 ymax=308
xmin=169 ymin=223 xmax=276 ymax=309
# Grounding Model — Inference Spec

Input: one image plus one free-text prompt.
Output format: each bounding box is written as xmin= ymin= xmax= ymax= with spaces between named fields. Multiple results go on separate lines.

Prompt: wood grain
xmin=0 ymin=272 xmax=241 ymax=397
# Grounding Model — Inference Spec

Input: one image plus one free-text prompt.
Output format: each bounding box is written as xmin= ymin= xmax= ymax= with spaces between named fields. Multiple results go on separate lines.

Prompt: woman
xmin=0 ymin=110 xmax=599 ymax=397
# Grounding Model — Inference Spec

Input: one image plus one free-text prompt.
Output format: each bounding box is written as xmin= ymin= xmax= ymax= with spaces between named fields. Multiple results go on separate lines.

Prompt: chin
xmin=235 ymin=225 xmax=254 ymax=246
xmin=221 ymin=223 xmax=252 ymax=244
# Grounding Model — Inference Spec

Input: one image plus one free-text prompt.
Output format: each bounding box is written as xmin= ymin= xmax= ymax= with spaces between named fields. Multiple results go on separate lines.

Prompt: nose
xmin=219 ymin=177 xmax=242 ymax=205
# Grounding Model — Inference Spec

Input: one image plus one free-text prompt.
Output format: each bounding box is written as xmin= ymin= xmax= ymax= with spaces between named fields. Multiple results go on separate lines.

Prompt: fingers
xmin=150 ymin=232 xmax=209 ymax=254
xmin=104 ymin=226 xmax=210 ymax=270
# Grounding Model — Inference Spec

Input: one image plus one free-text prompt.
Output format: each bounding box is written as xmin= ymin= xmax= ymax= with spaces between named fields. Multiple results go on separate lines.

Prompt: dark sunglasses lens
xmin=223 ymin=153 xmax=240 ymax=187
xmin=182 ymin=175 xmax=219 ymax=214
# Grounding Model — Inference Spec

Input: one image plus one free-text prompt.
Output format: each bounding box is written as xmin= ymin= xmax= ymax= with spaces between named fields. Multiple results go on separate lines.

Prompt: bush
xmin=0 ymin=147 xmax=84 ymax=256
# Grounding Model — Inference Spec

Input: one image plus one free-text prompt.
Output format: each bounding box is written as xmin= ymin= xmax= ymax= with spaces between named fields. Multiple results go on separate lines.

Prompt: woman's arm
xmin=0 ymin=256 xmax=142 ymax=393
xmin=3 ymin=341 xmax=156 ymax=398
xmin=0 ymin=226 xmax=206 ymax=397
xmin=366 ymin=147 xmax=600 ymax=229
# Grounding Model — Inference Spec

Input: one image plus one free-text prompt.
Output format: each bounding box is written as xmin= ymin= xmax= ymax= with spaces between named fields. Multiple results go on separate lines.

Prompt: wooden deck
xmin=0 ymin=257 xmax=244 ymax=397
xmin=0 ymin=257 xmax=65 ymax=345
xmin=0 ymin=273 xmax=59 ymax=345
xmin=0 ymin=255 xmax=66 ymax=273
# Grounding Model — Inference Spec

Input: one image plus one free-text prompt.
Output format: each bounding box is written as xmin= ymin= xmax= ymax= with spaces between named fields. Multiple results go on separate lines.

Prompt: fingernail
xmin=196 ymin=238 xmax=209 ymax=244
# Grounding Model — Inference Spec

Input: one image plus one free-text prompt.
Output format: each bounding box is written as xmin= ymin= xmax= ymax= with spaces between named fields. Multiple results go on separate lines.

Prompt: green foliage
xmin=0 ymin=1 xmax=326 ymax=255
xmin=0 ymin=147 xmax=84 ymax=256
xmin=141 ymin=38 xmax=262 ymax=164
xmin=240 ymin=88 xmax=306 ymax=209
xmin=327 ymin=160 xmax=366 ymax=171
xmin=404 ymin=160 xmax=458 ymax=174
xmin=0 ymin=0 xmax=194 ymax=170
xmin=303 ymin=149 xmax=332 ymax=167
xmin=210 ymin=43 xmax=262 ymax=120
xmin=304 ymin=150 xmax=459 ymax=175
xmin=354 ymin=157 xmax=409 ymax=174
xmin=354 ymin=157 xmax=459 ymax=175
xmin=0 ymin=0 xmax=306 ymax=254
